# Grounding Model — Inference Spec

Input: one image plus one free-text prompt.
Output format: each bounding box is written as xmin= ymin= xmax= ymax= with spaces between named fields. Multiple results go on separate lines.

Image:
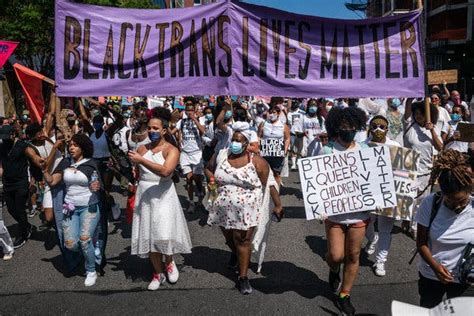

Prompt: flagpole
xmin=417 ymin=0 xmax=431 ymax=123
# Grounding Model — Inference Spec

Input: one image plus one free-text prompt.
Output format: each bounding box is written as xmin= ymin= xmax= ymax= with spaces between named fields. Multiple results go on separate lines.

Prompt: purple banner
xmin=55 ymin=0 xmax=424 ymax=97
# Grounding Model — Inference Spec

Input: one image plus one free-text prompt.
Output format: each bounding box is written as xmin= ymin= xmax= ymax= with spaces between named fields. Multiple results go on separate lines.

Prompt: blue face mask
xmin=229 ymin=141 xmax=244 ymax=155
xmin=224 ymin=110 xmax=233 ymax=120
xmin=148 ymin=131 xmax=161 ymax=142
xmin=391 ymin=98 xmax=402 ymax=108
xmin=93 ymin=122 xmax=103 ymax=130
xmin=451 ymin=113 xmax=462 ymax=122
xmin=308 ymin=106 xmax=317 ymax=114
xmin=205 ymin=114 xmax=213 ymax=121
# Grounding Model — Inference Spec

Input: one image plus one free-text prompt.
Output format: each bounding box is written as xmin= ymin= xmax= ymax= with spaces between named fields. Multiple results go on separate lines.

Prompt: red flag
xmin=0 ymin=41 xmax=18 ymax=68
xmin=13 ymin=63 xmax=45 ymax=123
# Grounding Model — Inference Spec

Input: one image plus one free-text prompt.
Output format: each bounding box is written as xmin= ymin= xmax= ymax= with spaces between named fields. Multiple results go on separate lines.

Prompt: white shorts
xmin=180 ymin=151 xmax=204 ymax=175
xmin=42 ymin=185 xmax=53 ymax=209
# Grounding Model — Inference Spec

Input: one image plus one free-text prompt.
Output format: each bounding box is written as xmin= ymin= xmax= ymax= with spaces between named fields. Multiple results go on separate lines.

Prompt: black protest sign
xmin=260 ymin=139 xmax=285 ymax=157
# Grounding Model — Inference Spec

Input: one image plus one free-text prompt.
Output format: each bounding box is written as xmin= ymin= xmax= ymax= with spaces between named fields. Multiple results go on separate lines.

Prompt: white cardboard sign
xmin=298 ymin=146 xmax=396 ymax=220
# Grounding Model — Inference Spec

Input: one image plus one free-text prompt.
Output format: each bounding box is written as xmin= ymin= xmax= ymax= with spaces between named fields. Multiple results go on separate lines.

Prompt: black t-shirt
xmin=2 ymin=140 xmax=29 ymax=190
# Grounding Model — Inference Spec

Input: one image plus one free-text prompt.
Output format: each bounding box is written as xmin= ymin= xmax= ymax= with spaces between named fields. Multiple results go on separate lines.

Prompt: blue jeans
xmin=63 ymin=203 xmax=101 ymax=273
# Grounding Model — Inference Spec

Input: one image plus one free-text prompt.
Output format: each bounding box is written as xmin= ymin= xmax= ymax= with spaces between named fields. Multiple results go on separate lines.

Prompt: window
xmin=194 ymin=0 xmax=201 ymax=6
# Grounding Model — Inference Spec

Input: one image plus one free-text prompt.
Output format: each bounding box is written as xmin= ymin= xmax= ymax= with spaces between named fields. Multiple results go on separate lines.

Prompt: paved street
xmin=0 ymin=170 xmax=419 ymax=315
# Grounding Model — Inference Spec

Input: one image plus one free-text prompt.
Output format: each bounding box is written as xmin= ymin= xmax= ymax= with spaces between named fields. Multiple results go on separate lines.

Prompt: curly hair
xmin=418 ymin=149 xmax=473 ymax=196
xmin=411 ymin=101 xmax=439 ymax=124
xmin=71 ymin=134 xmax=94 ymax=158
xmin=325 ymin=106 xmax=367 ymax=139
xmin=150 ymin=107 xmax=172 ymax=129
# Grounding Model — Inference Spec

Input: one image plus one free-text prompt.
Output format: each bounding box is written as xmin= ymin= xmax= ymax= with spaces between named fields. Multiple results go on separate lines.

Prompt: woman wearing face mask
xmin=386 ymin=98 xmax=404 ymax=145
xmin=310 ymin=106 xmax=369 ymax=316
xmin=404 ymin=99 xmax=446 ymax=239
xmin=200 ymin=106 xmax=215 ymax=165
xmin=415 ymin=150 xmax=473 ymax=308
xmin=258 ymin=105 xmax=290 ymax=185
xmin=363 ymin=116 xmax=401 ymax=277
xmin=206 ymin=131 xmax=283 ymax=295
xmin=214 ymin=101 xmax=234 ymax=153
xmin=303 ymin=99 xmax=326 ymax=157
xmin=444 ymin=104 xmax=469 ymax=153
xmin=128 ymin=108 xmax=192 ymax=291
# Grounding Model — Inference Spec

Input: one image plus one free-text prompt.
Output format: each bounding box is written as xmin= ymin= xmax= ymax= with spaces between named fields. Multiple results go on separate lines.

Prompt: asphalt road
xmin=0 ymin=170 xmax=420 ymax=315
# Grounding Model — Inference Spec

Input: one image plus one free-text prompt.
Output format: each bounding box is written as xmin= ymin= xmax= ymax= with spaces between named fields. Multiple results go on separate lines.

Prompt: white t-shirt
xmin=214 ymin=125 xmax=233 ymax=153
xmin=403 ymin=118 xmax=447 ymax=174
xmin=63 ymin=167 xmax=99 ymax=206
xmin=177 ymin=118 xmax=202 ymax=153
xmin=303 ymin=115 xmax=326 ymax=144
xmin=437 ymin=106 xmax=451 ymax=126
xmin=287 ymin=110 xmax=305 ymax=134
xmin=415 ymin=193 xmax=474 ymax=283
xmin=199 ymin=117 xmax=215 ymax=147
xmin=445 ymin=121 xmax=469 ymax=153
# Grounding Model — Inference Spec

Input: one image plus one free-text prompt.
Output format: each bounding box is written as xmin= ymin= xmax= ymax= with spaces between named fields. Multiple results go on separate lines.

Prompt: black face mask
xmin=339 ymin=129 xmax=357 ymax=143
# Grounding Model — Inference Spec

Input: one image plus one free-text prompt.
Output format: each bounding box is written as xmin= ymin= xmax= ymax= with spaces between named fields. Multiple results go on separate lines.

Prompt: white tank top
xmin=127 ymin=130 xmax=150 ymax=151
xmin=90 ymin=132 xmax=110 ymax=158
xmin=262 ymin=121 xmax=284 ymax=140
xmin=33 ymin=141 xmax=54 ymax=158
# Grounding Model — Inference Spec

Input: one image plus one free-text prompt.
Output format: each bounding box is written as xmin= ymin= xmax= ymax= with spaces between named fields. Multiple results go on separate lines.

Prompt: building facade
xmin=164 ymin=0 xmax=215 ymax=8
xmin=362 ymin=0 xmax=474 ymax=97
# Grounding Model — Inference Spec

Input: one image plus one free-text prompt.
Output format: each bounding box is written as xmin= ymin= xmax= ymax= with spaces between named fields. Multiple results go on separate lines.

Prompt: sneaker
xmin=328 ymin=266 xmax=341 ymax=293
xmin=84 ymin=271 xmax=97 ymax=287
xmin=3 ymin=251 xmax=14 ymax=261
xmin=365 ymin=233 xmax=379 ymax=255
xmin=187 ymin=201 xmax=195 ymax=213
xmin=373 ymin=261 xmax=386 ymax=277
xmin=26 ymin=225 xmax=36 ymax=239
xmin=13 ymin=236 xmax=27 ymax=249
xmin=28 ymin=207 xmax=38 ymax=218
xmin=166 ymin=261 xmax=179 ymax=284
xmin=148 ymin=273 xmax=166 ymax=291
xmin=238 ymin=277 xmax=253 ymax=295
xmin=111 ymin=203 xmax=121 ymax=220
xmin=336 ymin=295 xmax=356 ymax=316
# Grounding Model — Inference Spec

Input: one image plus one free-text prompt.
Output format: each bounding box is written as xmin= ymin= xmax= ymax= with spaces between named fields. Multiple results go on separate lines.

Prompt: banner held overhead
xmin=55 ymin=0 xmax=424 ymax=97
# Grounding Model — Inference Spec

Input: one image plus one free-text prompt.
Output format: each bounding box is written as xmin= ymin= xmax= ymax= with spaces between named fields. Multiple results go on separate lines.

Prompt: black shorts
xmin=263 ymin=156 xmax=285 ymax=174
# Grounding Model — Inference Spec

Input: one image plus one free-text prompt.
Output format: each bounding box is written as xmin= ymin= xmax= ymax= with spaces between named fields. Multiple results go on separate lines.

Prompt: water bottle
xmin=208 ymin=177 xmax=218 ymax=204
xmin=90 ymin=171 xmax=99 ymax=192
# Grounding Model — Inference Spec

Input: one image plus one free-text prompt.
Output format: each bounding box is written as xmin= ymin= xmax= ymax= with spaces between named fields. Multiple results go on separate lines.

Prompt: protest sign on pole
xmin=260 ymin=139 xmax=285 ymax=157
xmin=55 ymin=0 xmax=424 ymax=98
xmin=0 ymin=41 xmax=18 ymax=69
xmin=298 ymin=146 xmax=396 ymax=221
xmin=375 ymin=146 xmax=419 ymax=221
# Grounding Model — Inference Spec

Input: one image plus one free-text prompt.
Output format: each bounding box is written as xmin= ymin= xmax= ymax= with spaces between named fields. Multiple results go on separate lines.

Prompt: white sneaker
xmin=166 ymin=261 xmax=179 ymax=284
xmin=373 ymin=262 xmax=386 ymax=277
xmin=148 ymin=273 xmax=166 ymax=291
xmin=84 ymin=271 xmax=97 ymax=287
xmin=3 ymin=251 xmax=14 ymax=261
xmin=366 ymin=234 xmax=379 ymax=255
xmin=111 ymin=203 xmax=121 ymax=220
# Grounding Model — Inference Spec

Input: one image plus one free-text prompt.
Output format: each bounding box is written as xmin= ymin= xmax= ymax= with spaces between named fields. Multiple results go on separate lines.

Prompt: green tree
xmin=0 ymin=0 xmax=163 ymax=78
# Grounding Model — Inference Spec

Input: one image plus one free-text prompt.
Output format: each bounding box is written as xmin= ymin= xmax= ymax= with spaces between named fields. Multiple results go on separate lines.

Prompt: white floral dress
xmin=207 ymin=150 xmax=263 ymax=230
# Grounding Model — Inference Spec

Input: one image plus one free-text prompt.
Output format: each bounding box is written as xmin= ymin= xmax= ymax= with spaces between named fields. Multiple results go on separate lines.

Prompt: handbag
xmin=459 ymin=243 xmax=474 ymax=285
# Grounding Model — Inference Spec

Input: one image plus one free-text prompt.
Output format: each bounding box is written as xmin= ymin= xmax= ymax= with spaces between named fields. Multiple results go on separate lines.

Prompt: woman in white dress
xmin=128 ymin=108 xmax=192 ymax=291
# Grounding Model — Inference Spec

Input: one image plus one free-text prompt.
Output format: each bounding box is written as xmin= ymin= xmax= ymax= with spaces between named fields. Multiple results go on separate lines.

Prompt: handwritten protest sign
xmin=375 ymin=146 xmax=419 ymax=220
xmin=55 ymin=0 xmax=424 ymax=98
xmin=298 ymin=146 xmax=396 ymax=221
xmin=261 ymin=139 xmax=285 ymax=157
xmin=427 ymin=69 xmax=458 ymax=85
xmin=456 ymin=122 xmax=474 ymax=142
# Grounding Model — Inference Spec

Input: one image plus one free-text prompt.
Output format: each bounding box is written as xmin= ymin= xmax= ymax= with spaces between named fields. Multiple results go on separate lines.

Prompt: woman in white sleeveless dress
xmin=128 ymin=108 xmax=192 ymax=291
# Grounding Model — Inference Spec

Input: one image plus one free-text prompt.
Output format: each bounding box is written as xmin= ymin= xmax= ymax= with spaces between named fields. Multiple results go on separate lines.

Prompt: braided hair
xmin=418 ymin=149 xmax=473 ymax=197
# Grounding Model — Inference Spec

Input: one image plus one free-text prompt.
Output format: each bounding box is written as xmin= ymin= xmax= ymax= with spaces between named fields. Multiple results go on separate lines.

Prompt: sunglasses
xmin=370 ymin=124 xmax=388 ymax=130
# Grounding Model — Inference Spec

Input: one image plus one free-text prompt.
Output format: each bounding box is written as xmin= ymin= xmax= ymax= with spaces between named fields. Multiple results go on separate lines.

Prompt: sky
xmin=242 ymin=0 xmax=364 ymax=20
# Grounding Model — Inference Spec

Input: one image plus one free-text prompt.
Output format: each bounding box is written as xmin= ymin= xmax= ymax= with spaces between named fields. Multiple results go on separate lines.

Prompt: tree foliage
xmin=0 ymin=0 xmax=163 ymax=79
